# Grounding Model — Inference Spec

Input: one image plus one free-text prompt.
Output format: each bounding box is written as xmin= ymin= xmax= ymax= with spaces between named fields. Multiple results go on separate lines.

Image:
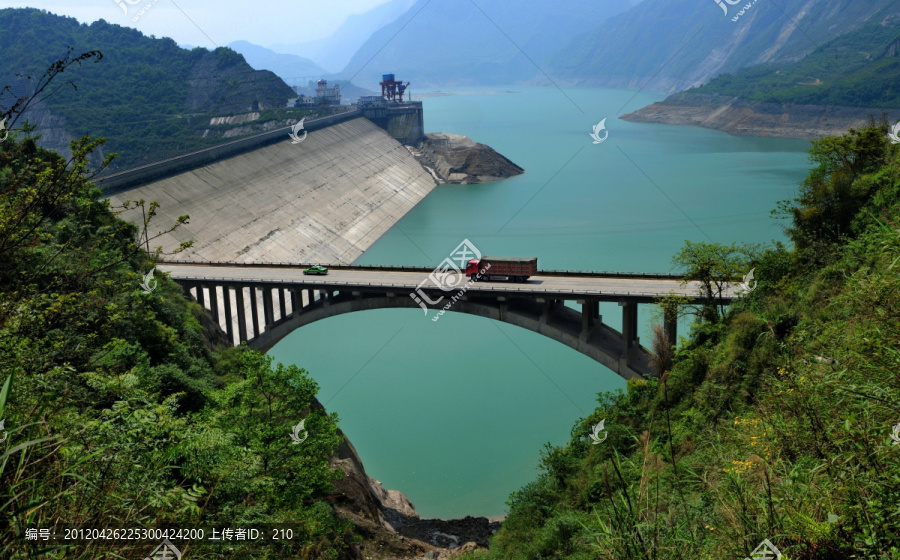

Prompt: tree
xmin=206 ymin=348 xmax=343 ymax=511
xmin=776 ymin=122 xmax=891 ymax=265
xmin=671 ymin=241 xmax=750 ymax=323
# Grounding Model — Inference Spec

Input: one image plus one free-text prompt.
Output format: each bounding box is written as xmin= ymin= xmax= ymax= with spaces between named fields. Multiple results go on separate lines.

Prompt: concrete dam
xmin=102 ymin=111 xmax=435 ymax=265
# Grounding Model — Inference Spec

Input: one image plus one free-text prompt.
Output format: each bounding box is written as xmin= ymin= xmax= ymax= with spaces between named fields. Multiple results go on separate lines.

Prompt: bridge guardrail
xmin=156 ymin=259 xmax=690 ymax=281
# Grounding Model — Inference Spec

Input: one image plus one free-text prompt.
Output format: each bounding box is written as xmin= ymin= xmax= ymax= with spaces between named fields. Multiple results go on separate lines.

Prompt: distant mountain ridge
xmin=269 ymin=0 xmax=418 ymax=73
xmin=549 ymin=0 xmax=900 ymax=93
xmin=333 ymin=0 xmax=899 ymax=92
xmin=335 ymin=0 xmax=634 ymax=87
xmin=227 ymin=41 xmax=327 ymax=84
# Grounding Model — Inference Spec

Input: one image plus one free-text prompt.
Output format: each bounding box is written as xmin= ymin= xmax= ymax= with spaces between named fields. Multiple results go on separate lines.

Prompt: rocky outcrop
xmin=310 ymin=397 xmax=501 ymax=559
xmin=622 ymin=93 xmax=898 ymax=140
xmin=407 ymin=133 xmax=524 ymax=184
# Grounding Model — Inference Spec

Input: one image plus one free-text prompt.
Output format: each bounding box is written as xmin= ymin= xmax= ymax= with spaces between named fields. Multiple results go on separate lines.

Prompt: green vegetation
xmin=0 ymin=8 xmax=309 ymax=171
xmin=0 ymin=60 xmax=355 ymax=558
xmin=680 ymin=20 xmax=900 ymax=108
xmin=460 ymin=123 xmax=900 ymax=559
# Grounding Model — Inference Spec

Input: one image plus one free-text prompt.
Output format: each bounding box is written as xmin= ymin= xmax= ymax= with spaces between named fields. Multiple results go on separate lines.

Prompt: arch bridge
xmin=160 ymin=262 xmax=738 ymax=380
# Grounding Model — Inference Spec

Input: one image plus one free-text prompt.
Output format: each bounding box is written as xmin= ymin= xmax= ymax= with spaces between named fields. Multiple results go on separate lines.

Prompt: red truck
xmin=465 ymin=257 xmax=538 ymax=283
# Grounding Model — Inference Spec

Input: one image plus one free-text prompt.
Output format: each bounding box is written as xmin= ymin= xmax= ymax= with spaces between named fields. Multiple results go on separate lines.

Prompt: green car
xmin=303 ymin=265 xmax=328 ymax=275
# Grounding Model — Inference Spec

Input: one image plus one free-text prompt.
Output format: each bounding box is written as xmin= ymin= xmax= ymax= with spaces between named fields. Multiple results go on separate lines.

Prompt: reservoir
xmin=268 ymin=87 xmax=811 ymax=519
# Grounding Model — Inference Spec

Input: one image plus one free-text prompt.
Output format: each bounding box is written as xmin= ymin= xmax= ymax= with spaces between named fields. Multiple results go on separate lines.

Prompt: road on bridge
xmin=159 ymin=263 xmax=740 ymax=301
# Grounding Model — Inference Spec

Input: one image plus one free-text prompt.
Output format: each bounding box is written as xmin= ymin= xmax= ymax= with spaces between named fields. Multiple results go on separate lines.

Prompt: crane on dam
xmin=380 ymin=74 xmax=410 ymax=103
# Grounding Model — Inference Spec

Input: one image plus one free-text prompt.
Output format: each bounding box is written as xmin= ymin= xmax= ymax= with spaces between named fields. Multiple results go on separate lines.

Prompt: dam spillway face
xmin=109 ymin=117 xmax=437 ymax=264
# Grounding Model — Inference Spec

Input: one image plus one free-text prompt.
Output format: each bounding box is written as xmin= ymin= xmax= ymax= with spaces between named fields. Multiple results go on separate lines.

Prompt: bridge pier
xmin=619 ymin=300 xmax=639 ymax=355
xmin=235 ymin=287 xmax=248 ymax=343
xmin=664 ymin=306 xmax=677 ymax=349
xmin=263 ymin=288 xmax=275 ymax=327
xmin=278 ymin=288 xmax=287 ymax=320
xmin=579 ymin=299 xmax=601 ymax=341
xmin=249 ymin=286 xmax=261 ymax=337
xmin=288 ymin=288 xmax=299 ymax=316
xmin=539 ymin=299 xmax=550 ymax=325
xmin=223 ymin=286 xmax=235 ymax=344
xmin=209 ymin=286 xmax=220 ymax=324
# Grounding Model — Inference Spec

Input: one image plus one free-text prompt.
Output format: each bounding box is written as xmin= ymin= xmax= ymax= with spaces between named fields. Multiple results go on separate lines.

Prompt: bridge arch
xmin=182 ymin=283 xmax=656 ymax=380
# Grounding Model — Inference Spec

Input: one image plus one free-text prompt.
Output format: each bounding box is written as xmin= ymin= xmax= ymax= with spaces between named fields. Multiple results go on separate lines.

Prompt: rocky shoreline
xmin=315 ymin=398 xmax=502 ymax=559
xmin=622 ymin=93 xmax=899 ymax=140
xmin=407 ymin=133 xmax=524 ymax=184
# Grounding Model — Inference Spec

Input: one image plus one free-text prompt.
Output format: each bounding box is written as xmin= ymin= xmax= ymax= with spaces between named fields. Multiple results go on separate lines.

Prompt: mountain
xmin=336 ymin=0 xmax=633 ymax=87
xmin=676 ymin=17 xmax=900 ymax=108
xmin=621 ymin=10 xmax=900 ymax=139
xmin=550 ymin=0 xmax=900 ymax=93
xmin=269 ymin=0 xmax=418 ymax=73
xmin=227 ymin=40 xmax=327 ymax=84
xmin=0 ymin=9 xmax=299 ymax=170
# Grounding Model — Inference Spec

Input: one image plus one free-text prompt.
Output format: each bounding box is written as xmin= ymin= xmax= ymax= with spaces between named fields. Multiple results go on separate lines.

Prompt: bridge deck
xmin=159 ymin=263 xmax=737 ymax=302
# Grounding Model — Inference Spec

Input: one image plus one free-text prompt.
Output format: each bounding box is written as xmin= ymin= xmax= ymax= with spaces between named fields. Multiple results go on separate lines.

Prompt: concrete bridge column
xmin=195 ymin=284 xmax=205 ymax=308
xmin=303 ymin=289 xmax=311 ymax=308
xmin=579 ymin=299 xmax=602 ymax=341
xmin=664 ymin=306 xmax=677 ymax=349
xmin=208 ymin=285 xmax=220 ymax=324
xmin=275 ymin=288 xmax=287 ymax=321
xmin=580 ymin=300 xmax=593 ymax=332
xmin=288 ymin=288 xmax=299 ymax=316
xmin=250 ymin=286 xmax=261 ymax=338
xmin=263 ymin=287 xmax=275 ymax=328
xmin=619 ymin=301 xmax=639 ymax=355
xmin=539 ymin=299 xmax=550 ymax=325
xmin=235 ymin=287 xmax=248 ymax=343
xmin=222 ymin=286 xmax=235 ymax=345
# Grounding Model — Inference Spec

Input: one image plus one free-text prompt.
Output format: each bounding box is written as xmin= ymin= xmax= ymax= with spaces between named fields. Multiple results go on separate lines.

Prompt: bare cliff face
xmin=621 ymin=94 xmax=897 ymax=140
xmin=407 ymin=133 xmax=524 ymax=184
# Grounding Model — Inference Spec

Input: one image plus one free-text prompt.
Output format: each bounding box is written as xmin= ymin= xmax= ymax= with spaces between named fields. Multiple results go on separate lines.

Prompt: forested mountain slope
xmin=0 ymin=9 xmax=300 ymax=170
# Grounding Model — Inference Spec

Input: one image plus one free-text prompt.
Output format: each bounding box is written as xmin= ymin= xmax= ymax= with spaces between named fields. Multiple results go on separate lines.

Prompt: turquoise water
xmin=268 ymin=87 xmax=811 ymax=519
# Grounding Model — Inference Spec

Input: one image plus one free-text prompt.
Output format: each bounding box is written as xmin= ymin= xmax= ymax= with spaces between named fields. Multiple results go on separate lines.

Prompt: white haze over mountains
xmin=245 ymin=0 xmax=894 ymax=96
xmin=267 ymin=0 xmax=418 ymax=73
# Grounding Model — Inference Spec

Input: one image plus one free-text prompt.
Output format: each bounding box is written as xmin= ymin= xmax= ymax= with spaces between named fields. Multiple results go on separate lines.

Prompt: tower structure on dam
xmin=357 ymin=73 xmax=425 ymax=145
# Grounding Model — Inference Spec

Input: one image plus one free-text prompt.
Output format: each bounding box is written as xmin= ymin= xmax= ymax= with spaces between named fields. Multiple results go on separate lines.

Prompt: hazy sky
xmin=0 ymin=0 xmax=392 ymax=47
